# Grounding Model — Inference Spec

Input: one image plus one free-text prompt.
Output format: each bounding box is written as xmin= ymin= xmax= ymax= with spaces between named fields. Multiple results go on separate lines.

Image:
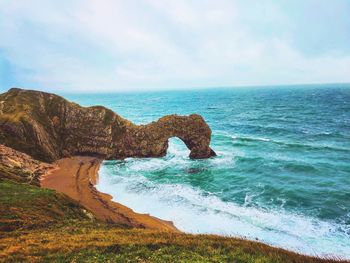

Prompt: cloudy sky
xmin=0 ymin=0 xmax=350 ymax=92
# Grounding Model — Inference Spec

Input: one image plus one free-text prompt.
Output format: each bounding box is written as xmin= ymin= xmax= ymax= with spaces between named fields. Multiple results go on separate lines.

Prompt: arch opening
xmin=166 ymin=137 xmax=190 ymax=158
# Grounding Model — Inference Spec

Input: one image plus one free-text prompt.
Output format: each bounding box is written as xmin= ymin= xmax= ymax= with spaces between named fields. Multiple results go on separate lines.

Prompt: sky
xmin=0 ymin=0 xmax=350 ymax=93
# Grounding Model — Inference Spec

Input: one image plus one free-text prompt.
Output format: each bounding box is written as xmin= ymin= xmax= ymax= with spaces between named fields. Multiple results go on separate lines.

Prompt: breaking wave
xmin=97 ymin=138 xmax=350 ymax=259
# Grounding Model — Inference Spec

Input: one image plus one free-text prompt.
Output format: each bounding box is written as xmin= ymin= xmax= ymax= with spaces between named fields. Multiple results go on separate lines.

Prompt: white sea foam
xmin=96 ymin=138 xmax=350 ymax=259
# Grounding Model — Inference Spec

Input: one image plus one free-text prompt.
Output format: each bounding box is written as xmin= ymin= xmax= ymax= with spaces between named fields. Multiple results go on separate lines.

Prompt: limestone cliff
xmin=0 ymin=88 xmax=216 ymax=162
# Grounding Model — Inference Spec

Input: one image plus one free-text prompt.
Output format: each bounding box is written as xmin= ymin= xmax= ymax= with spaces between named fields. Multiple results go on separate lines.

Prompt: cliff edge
xmin=0 ymin=88 xmax=216 ymax=162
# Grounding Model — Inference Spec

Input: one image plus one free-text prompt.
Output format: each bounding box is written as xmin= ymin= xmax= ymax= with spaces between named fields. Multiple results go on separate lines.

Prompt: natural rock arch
xmin=0 ymin=88 xmax=216 ymax=162
xmin=114 ymin=114 xmax=216 ymax=159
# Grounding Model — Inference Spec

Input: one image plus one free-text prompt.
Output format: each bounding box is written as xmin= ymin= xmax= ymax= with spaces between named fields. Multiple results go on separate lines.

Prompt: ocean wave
xmin=282 ymin=162 xmax=319 ymax=173
xmin=219 ymin=133 xmax=350 ymax=153
xmin=96 ymin=134 xmax=350 ymax=259
xmin=122 ymin=138 xmax=237 ymax=171
xmin=97 ymin=163 xmax=350 ymax=259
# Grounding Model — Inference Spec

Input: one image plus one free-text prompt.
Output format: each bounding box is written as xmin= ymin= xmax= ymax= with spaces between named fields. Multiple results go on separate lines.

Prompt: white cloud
xmin=0 ymin=0 xmax=349 ymax=92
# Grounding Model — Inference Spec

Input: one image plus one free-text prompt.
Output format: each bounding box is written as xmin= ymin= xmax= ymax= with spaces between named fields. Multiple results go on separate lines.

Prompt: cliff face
xmin=0 ymin=144 xmax=55 ymax=186
xmin=0 ymin=88 xmax=216 ymax=162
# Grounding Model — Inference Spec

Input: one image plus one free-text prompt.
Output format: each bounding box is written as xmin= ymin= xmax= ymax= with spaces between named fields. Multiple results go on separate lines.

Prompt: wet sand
xmin=41 ymin=156 xmax=178 ymax=232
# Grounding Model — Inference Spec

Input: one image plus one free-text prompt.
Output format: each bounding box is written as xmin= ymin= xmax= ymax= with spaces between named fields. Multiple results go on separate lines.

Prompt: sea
xmin=64 ymin=85 xmax=350 ymax=259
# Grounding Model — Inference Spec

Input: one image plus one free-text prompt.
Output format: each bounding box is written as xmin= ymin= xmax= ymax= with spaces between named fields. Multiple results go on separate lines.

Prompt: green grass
xmin=0 ymin=179 xmax=91 ymax=232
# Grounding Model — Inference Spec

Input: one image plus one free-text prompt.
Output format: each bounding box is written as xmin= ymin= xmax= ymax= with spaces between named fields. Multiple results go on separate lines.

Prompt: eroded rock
xmin=0 ymin=144 xmax=55 ymax=185
xmin=0 ymin=88 xmax=216 ymax=162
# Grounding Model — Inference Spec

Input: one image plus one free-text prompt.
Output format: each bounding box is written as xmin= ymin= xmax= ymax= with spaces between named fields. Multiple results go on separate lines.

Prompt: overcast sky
xmin=1 ymin=0 xmax=350 ymax=93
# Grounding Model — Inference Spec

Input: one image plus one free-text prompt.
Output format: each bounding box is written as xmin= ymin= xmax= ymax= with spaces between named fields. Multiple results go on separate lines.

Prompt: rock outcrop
xmin=0 ymin=144 xmax=55 ymax=186
xmin=0 ymin=88 xmax=216 ymax=162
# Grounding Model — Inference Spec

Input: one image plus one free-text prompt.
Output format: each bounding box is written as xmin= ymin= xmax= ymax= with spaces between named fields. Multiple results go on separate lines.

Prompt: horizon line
xmin=1 ymin=82 xmax=350 ymax=95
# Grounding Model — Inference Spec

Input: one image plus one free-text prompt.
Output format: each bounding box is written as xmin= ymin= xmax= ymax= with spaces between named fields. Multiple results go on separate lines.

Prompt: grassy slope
xmin=0 ymin=171 xmax=347 ymax=262
xmin=0 ymin=179 xmax=91 ymax=232
xmin=3 ymin=225 xmax=342 ymax=263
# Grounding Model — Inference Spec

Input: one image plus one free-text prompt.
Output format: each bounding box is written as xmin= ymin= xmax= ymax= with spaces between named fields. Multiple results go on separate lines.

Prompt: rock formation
xmin=0 ymin=144 xmax=55 ymax=186
xmin=0 ymin=88 xmax=216 ymax=162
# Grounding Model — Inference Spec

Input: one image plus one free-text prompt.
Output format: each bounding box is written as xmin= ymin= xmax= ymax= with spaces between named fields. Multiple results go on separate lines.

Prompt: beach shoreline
xmin=41 ymin=156 xmax=178 ymax=232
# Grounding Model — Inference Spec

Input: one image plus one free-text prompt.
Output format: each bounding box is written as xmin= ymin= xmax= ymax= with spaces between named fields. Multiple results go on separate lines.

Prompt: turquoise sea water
xmin=65 ymin=85 xmax=350 ymax=258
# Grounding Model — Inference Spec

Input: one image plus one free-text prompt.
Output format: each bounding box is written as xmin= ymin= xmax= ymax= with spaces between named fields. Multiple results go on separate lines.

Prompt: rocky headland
xmin=0 ymin=88 xmax=216 ymax=163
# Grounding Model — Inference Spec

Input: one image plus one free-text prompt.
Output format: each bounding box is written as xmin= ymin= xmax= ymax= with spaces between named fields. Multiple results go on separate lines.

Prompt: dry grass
xmin=1 ymin=224 xmax=347 ymax=263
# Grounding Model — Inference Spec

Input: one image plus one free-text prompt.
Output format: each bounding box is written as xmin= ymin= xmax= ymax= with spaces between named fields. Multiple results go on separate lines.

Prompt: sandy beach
xmin=41 ymin=156 xmax=178 ymax=232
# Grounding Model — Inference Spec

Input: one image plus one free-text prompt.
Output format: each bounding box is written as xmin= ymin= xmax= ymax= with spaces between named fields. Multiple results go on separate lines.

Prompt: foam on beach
xmin=97 ymin=138 xmax=350 ymax=259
